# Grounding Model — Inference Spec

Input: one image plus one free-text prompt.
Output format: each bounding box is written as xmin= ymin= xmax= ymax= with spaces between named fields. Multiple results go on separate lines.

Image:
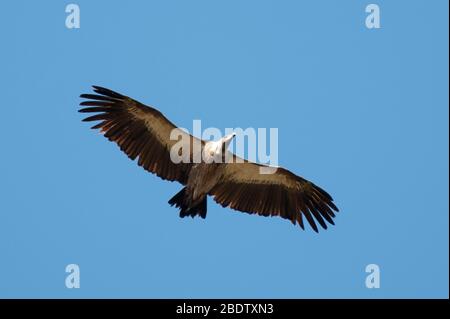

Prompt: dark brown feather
xmin=209 ymin=159 xmax=339 ymax=232
xmin=79 ymin=85 xmax=202 ymax=184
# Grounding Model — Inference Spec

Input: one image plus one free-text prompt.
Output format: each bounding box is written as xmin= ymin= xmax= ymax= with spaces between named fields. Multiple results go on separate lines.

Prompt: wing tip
xmin=91 ymin=85 xmax=125 ymax=99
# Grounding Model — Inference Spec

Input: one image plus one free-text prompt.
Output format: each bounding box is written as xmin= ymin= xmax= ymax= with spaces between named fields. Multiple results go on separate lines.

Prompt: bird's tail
xmin=168 ymin=187 xmax=207 ymax=219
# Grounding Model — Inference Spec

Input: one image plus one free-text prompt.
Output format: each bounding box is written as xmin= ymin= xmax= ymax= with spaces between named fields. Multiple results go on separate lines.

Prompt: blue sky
xmin=0 ymin=0 xmax=448 ymax=298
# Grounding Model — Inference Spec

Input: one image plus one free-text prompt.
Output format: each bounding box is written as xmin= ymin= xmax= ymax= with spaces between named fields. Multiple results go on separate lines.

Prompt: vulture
xmin=79 ymin=86 xmax=339 ymax=232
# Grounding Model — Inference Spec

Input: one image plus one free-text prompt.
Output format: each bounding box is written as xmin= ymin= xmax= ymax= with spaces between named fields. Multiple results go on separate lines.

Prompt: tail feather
xmin=168 ymin=187 xmax=186 ymax=208
xmin=168 ymin=187 xmax=207 ymax=219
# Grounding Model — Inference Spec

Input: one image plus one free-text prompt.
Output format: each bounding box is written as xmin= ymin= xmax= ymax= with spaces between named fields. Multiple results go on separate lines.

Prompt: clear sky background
xmin=0 ymin=0 xmax=448 ymax=298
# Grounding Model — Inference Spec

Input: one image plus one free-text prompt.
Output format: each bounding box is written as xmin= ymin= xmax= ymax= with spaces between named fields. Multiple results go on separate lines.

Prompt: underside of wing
xmin=210 ymin=158 xmax=339 ymax=232
xmin=79 ymin=86 xmax=201 ymax=184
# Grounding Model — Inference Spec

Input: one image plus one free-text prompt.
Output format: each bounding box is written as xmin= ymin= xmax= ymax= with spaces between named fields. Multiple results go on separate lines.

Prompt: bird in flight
xmin=79 ymin=86 xmax=339 ymax=232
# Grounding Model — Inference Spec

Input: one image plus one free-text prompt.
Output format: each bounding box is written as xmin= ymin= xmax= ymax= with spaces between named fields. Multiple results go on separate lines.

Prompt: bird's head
xmin=204 ymin=132 xmax=236 ymax=163
xmin=221 ymin=132 xmax=236 ymax=151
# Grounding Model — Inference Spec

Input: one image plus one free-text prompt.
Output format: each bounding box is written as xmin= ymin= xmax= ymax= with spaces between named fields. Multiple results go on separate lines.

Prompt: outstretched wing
xmin=79 ymin=86 xmax=201 ymax=184
xmin=209 ymin=157 xmax=339 ymax=232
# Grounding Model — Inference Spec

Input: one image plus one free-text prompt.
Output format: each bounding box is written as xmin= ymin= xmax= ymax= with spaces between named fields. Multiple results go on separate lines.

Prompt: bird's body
xmin=172 ymin=162 xmax=224 ymax=218
xmin=187 ymin=162 xmax=223 ymax=203
xmin=79 ymin=86 xmax=339 ymax=232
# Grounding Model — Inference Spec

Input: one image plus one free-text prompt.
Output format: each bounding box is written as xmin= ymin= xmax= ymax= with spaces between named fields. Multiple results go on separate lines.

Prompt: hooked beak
xmin=222 ymin=132 xmax=236 ymax=149
xmin=224 ymin=132 xmax=236 ymax=142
